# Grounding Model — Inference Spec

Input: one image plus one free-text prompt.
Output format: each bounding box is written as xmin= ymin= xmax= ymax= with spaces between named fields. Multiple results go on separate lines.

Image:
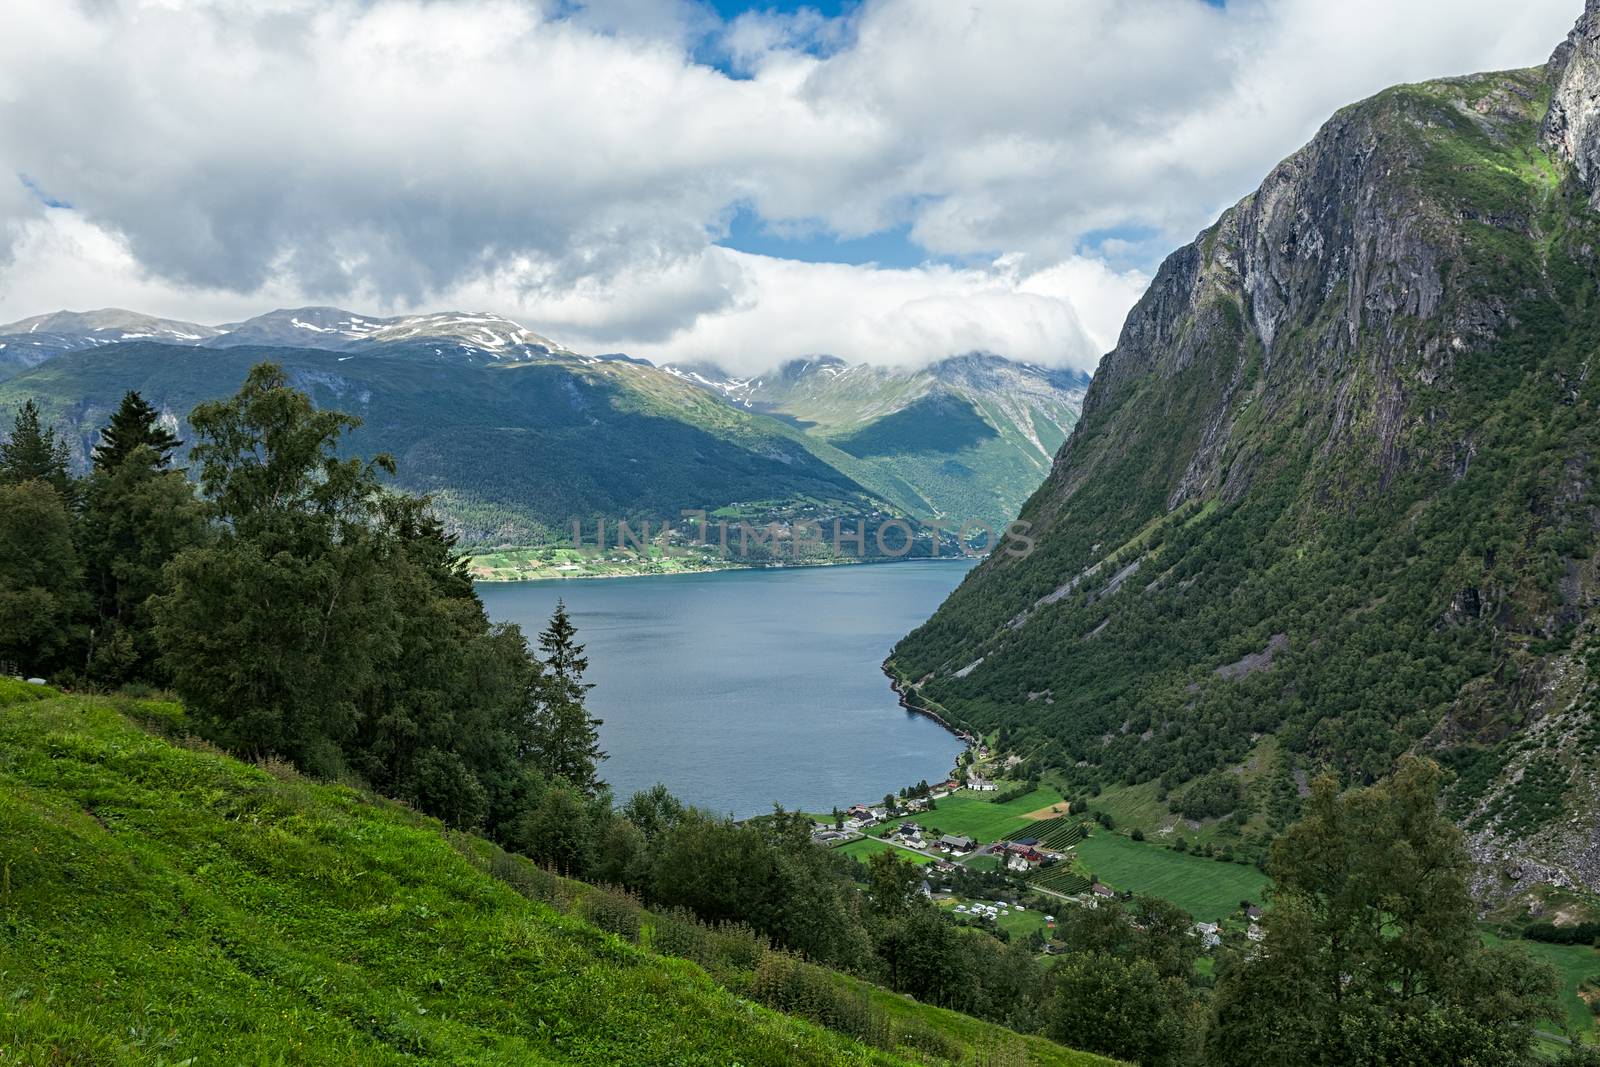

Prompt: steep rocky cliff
xmin=893 ymin=3 xmax=1600 ymax=898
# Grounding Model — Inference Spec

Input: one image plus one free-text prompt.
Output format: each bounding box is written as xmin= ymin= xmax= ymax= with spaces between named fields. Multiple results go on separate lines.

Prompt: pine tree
xmin=0 ymin=400 xmax=73 ymax=499
xmin=81 ymin=392 xmax=204 ymax=684
xmin=91 ymin=391 xmax=181 ymax=472
xmin=522 ymin=601 xmax=605 ymax=796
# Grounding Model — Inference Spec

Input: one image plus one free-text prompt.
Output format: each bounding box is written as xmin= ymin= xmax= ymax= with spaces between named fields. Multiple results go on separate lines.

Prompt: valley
xmin=9 ymin=1 xmax=1600 ymax=1063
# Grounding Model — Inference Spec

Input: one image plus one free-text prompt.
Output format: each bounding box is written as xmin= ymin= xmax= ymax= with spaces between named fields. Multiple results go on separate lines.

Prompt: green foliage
xmin=90 ymin=389 xmax=180 ymax=472
xmin=1045 ymin=953 xmax=1199 ymax=1067
xmin=1205 ymin=759 xmax=1567 ymax=1065
xmin=80 ymin=428 xmax=209 ymax=684
xmin=0 ymin=480 xmax=87 ymax=675
xmin=1173 ymin=773 xmax=1245 ymax=820
xmin=524 ymin=601 xmax=605 ymax=796
xmin=0 ymin=398 xmax=72 ymax=500
xmin=889 ymin=66 xmax=1600 ymax=849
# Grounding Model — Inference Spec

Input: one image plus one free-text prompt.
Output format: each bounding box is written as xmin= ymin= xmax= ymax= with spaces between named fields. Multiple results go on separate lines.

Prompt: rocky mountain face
xmin=892 ymin=4 xmax=1600 ymax=899
xmin=665 ymin=353 xmax=1089 ymax=527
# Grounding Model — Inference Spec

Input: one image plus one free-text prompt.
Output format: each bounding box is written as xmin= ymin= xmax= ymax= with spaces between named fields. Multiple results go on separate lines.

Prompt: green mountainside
xmin=0 ymin=323 xmax=1084 ymax=554
xmin=668 ymin=355 xmax=1089 ymax=529
xmin=0 ymin=681 xmax=1115 ymax=1067
xmin=892 ymin=14 xmax=1600 ymax=900
xmin=0 ymin=342 xmax=918 ymax=549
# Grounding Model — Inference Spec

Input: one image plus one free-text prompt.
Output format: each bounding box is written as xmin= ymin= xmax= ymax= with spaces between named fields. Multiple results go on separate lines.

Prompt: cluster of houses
xmin=884 ymin=821 xmax=979 ymax=856
xmin=809 ymin=779 xmax=974 ymax=844
xmin=996 ymin=838 xmax=1051 ymax=871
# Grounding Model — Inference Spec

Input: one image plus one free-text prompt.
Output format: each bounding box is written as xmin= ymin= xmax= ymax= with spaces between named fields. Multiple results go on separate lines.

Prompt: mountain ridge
xmin=2 ymin=306 xmax=1091 ymax=540
xmin=891 ymin=6 xmax=1600 ymax=901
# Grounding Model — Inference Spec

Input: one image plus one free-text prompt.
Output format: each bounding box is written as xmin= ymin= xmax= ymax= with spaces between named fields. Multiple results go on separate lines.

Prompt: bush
xmin=1175 ymin=772 xmax=1245 ymax=819
xmin=581 ymin=887 xmax=642 ymax=942
xmin=749 ymin=952 xmax=889 ymax=1049
xmin=1523 ymin=920 xmax=1600 ymax=945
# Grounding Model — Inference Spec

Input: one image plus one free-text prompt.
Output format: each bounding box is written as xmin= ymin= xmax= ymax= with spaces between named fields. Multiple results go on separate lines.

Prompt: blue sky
xmin=705 ymin=0 xmax=856 ymax=18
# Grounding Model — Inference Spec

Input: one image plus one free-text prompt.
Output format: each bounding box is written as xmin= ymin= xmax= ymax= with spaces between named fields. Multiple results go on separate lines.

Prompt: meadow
xmin=0 ymin=683 xmax=1119 ymax=1067
xmin=1482 ymin=931 xmax=1600 ymax=1042
xmin=1072 ymin=832 xmax=1269 ymax=923
xmin=836 ymin=837 xmax=935 ymax=866
xmin=872 ymin=786 xmax=1065 ymax=844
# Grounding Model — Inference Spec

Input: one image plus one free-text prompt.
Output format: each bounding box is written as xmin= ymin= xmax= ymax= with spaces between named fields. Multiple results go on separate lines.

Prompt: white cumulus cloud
xmin=0 ymin=0 xmax=1583 ymax=372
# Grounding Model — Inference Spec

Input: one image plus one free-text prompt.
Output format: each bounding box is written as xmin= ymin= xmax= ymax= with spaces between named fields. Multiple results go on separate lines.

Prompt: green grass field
xmin=836 ymin=837 xmax=935 ymax=866
xmin=872 ymin=787 xmax=1065 ymax=845
xmin=1482 ymin=932 xmax=1600 ymax=1042
xmin=939 ymin=899 xmax=1050 ymax=940
xmin=1073 ymin=832 xmax=1269 ymax=923
xmin=0 ymin=687 xmax=1121 ymax=1067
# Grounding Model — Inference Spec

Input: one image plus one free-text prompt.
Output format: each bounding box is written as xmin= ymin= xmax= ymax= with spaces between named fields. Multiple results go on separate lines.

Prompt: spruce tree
xmin=91 ymin=391 xmax=181 ymax=472
xmin=523 ymin=601 xmax=605 ymax=796
xmin=0 ymin=400 xmax=73 ymax=498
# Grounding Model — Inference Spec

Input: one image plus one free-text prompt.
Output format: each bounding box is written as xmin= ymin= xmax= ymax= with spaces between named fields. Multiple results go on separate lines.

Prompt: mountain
xmin=0 ymin=308 xmax=220 ymax=379
xmin=665 ymin=354 xmax=1090 ymax=529
xmin=0 ymin=338 xmax=925 ymax=548
xmin=891 ymin=8 xmax=1600 ymax=900
xmin=0 ymin=303 xmax=1088 ymax=551
xmin=207 ymin=307 xmax=576 ymax=361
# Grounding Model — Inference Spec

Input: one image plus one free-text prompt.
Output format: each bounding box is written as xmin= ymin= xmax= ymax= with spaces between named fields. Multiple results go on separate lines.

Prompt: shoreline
xmin=471 ymin=551 xmax=982 ymax=585
xmin=885 ymin=665 xmax=981 ymax=750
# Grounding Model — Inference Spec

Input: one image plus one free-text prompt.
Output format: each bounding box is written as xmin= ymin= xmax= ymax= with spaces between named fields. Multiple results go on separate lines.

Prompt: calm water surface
xmin=477 ymin=560 xmax=974 ymax=818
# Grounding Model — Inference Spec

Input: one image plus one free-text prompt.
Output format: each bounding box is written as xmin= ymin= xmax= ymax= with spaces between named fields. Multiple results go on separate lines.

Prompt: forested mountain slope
xmin=892 ymin=5 xmax=1600 ymax=899
xmin=668 ymin=354 xmax=1089 ymax=528
xmin=0 ymin=342 xmax=918 ymax=547
xmin=0 ymin=311 xmax=1086 ymax=548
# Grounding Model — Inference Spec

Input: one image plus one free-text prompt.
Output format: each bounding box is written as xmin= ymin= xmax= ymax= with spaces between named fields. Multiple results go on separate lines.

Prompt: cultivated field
xmin=871 ymin=787 xmax=1065 ymax=844
xmin=1073 ymin=832 xmax=1268 ymax=922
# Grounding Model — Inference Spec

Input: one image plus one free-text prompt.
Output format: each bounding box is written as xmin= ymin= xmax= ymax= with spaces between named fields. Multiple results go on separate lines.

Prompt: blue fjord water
xmin=476 ymin=559 xmax=974 ymax=818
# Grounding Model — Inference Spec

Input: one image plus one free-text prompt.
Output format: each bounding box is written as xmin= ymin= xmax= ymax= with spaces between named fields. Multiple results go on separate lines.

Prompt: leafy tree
xmin=509 ymin=783 xmax=594 ymax=875
xmin=0 ymin=481 xmax=87 ymax=674
xmin=154 ymin=364 xmax=403 ymax=771
xmin=622 ymin=784 xmax=685 ymax=844
xmin=0 ymin=399 xmax=73 ymax=500
xmin=91 ymin=391 xmax=180 ymax=472
xmin=1205 ymin=758 xmax=1563 ymax=1066
xmin=1045 ymin=952 xmax=1198 ymax=1067
xmin=865 ymin=848 xmax=922 ymax=918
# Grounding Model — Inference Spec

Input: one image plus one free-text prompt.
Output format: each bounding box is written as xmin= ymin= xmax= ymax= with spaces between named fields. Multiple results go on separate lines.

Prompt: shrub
xmin=581 ymin=887 xmax=642 ymax=942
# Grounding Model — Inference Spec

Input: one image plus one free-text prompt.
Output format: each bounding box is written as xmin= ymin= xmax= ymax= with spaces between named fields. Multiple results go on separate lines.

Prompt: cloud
xmin=0 ymin=0 xmax=1583 ymax=372
xmin=482 ymin=247 xmax=1151 ymax=372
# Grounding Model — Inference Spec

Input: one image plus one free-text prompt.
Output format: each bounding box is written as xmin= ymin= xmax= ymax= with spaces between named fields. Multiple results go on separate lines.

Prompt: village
xmin=806 ymin=759 xmax=1268 ymax=956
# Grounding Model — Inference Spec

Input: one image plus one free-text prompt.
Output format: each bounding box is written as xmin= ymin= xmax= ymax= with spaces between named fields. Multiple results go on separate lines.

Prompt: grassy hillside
xmin=0 ymin=681 xmax=1118 ymax=1066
